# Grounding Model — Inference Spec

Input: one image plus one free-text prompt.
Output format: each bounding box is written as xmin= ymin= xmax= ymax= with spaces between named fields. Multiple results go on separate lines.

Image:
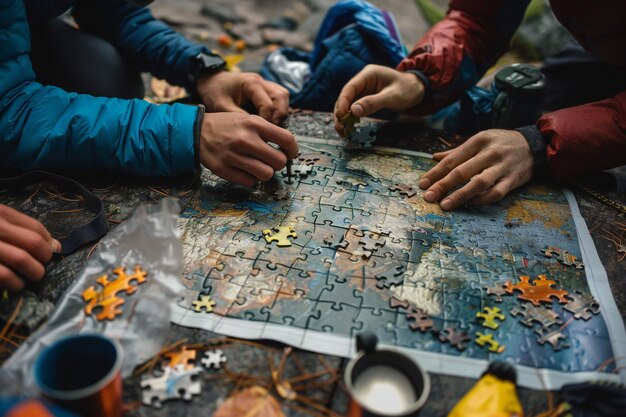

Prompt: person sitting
xmin=334 ymin=0 xmax=626 ymax=211
xmin=0 ymin=0 xmax=299 ymax=291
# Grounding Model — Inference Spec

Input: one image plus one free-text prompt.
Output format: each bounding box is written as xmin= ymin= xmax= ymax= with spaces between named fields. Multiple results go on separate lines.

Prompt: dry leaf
xmin=213 ymin=386 xmax=285 ymax=417
xmin=150 ymin=78 xmax=186 ymax=102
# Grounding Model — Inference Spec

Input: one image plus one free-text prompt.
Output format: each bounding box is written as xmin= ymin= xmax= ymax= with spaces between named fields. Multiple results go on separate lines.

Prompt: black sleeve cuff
xmin=193 ymin=105 xmax=205 ymax=172
xmin=515 ymin=124 xmax=548 ymax=176
xmin=404 ymin=69 xmax=432 ymax=106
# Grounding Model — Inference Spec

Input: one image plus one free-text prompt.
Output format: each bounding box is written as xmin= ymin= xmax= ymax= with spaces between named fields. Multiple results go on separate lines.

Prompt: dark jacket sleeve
xmin=0 ymin=0 xmax=199 ymax=177
xmin=538 ymin=91 xmax=626 ymax=181
xmin=396 ymin=0 xmax=530 ymax=114
xmin=72 ymin=0 xmax=210 ymax=92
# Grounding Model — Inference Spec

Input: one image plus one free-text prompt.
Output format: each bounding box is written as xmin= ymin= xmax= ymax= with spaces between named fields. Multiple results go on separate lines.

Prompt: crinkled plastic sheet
xmin=0 ymin=197 xmax=184 ymax=394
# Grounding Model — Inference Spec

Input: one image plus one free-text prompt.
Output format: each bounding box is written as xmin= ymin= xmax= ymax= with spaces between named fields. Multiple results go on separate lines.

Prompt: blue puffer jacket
xmin=0 ymin=0 xmax=208 ymax=177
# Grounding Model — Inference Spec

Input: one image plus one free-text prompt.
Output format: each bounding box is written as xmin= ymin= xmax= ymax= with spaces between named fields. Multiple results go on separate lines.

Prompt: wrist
xmin=403 ymin=69 xmax=430 ymax=107
xmin=188 ymin=52 xmax=227 ymax=95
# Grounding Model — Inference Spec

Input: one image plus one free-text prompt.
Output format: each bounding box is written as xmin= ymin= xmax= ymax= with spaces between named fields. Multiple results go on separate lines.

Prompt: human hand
xmin=334 ymin=64 xmax=425 ymax=134
xmin=197 ymin=72 xmax=290 ymax=124
xmin=418 ymin=129 xmax=534 ymax=210
xmin=199 ymin=112 xmax=298 ymax=187
xmin=0 ymin=205 xmax=60 ymax=291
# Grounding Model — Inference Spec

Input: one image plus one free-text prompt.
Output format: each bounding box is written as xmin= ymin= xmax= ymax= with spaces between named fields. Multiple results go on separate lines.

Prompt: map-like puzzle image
xmin=172 ymin=135 xmax=626 ymax=389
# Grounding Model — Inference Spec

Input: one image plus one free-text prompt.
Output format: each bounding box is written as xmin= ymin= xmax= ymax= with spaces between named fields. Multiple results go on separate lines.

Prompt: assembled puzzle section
xmin=176 ymin=135 xmax=614 ymax=375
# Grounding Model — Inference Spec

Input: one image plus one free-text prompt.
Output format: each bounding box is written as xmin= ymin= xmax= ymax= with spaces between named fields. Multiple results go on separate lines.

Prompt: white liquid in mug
xmin=352 ymin=365 xmax=417 ymax=415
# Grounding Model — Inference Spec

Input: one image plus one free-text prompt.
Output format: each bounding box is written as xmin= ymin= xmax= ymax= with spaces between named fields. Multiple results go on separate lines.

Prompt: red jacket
xmin=396 ymin=0 xmax=626 ymax=181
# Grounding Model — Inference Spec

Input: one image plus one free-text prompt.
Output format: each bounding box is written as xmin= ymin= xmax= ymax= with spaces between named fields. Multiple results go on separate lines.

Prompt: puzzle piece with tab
xmin=176 ymin=135 xmax=614 ymax=377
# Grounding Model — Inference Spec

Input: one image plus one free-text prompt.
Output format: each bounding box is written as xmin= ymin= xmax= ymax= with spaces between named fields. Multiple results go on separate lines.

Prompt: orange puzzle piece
xmin=504 ymin=274 xmax=568 ymax=306
xmin=164 ymin=346 xmax=197 ymax=369
xmin=82 ymin=266 xmax=148 ymax=321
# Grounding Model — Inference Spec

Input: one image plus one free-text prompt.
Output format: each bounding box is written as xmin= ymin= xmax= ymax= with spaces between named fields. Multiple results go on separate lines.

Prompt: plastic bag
xmin=0 ymin=197 xmax=184 ymax=394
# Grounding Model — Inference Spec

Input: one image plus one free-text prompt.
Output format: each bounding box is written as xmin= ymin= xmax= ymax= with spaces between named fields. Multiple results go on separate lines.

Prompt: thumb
xmin=351 ymin=91 xmax=393 ymax=117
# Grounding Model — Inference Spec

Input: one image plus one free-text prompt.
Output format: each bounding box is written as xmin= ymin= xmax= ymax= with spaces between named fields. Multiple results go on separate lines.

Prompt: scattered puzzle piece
xmin=389 ymin=183 xmax=417 ymax=198
xmin=201 ymin=349 xmax=227 ymax=369
xmin=475 ymin=332 xmax=505 ymax=353
xmin=263 ymin=226 xmax=297 ymax=247
xmin=504 ymin=274 xmax=569 ymax=306
xmin=535 ymin=327 xmax=569 ymax=351
xmin=164 ymin=346 xmax=197 ymax=370
xmin=542 ymin=245 xmax=584 ymax=269
xmin=389 ymin=296 xmax=410 ymax=310
xmin=349 ymin=124 xmax=377 ymax=147
xmin=476 ymin=306 xmax=505 ymax=330
xmin=484 ymin=283 xmax=508 ymax=302
xmin=406 ymin=308 xmax=434 ymax=332
xmin=564 ymin=290 xmax=600 ymax=320
xmin=82 ymin=266 xmax=147 ymax=321
xmin=439 ymin=327 xmax=470 ymax=351
xmin=510 ymin=303 xmax=563 ymax=329
xmin=141 ymin=366 xmax=202 ymax=408
xmin=192 ymin=295 xmax=216 ymax=313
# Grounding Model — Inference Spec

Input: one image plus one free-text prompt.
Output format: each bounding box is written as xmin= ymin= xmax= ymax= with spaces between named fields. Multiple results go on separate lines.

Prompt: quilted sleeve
xmin=0 ymin=0 xmax=199 ymax=177
xmin=396 ymin=0 xmax=530 ymax=114
xmin=539 ymin=91 xmax=626 ymax=181
xmin=73 ymin=0 xmax=210 ymax=91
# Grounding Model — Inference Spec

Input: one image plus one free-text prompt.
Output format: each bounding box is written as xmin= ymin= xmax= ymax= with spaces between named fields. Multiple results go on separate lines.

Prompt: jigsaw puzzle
xmin=173 ymin=135 xmax=625 ymax=389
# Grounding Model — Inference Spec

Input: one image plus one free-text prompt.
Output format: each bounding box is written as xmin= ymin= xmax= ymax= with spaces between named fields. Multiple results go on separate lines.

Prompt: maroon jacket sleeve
xmin=396 ymin=0 xmax=529 ymax=114
xmin=538 ymin=91 xmax=626 ymax=181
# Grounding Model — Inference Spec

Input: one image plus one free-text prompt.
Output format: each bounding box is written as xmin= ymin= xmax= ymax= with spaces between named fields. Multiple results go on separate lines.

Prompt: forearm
xmin=397 ymin=0 xmax=529 ymax=114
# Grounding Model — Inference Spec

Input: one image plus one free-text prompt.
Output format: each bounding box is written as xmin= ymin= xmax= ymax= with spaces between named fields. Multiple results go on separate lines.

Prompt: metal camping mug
xmin=344 ymin=332 xmax=430 ymax=417
xmin=34 ymin=334 xmax=123 ymax=417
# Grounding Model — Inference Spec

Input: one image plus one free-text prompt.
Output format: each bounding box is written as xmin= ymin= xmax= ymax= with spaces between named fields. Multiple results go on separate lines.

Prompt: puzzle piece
xmin=389 ymin=183 xmax=417 ymax=198
xmin=349 ymin=124 xmax=377 ymax=147
xmin=141 ymin=366 xmax=202 ymax=408
xmin=564 ymin=290 xmax=600 ymax=320
xmin=510 ymin=303 xmax=563 ymax=329
xmin=474 ymin=332 xmax=505 ymax=353
xmin=484 ymin=283 xmax=508 ymax=302
xmin=535 ymin=327 xmax=569 ymax=351
xmin=192 ymin=295 xmax=216 ymax=313
xmin=389 ymin=296 xmax=410 ymax=310
xmin=406 ymin=308 xmax=434 ymax=332
xmin=82 ymin=266 xmax=147 ymax=321
xmin=359 ymin=232 xmax=386 ymax=257
xmin=374 ymin=261 xmax=406 ymax=289
xmin=439 ymin=327 xmax=470 ymax=351
xmin=164 ymin=346 xmax=197 ymax=369
xmin=263 ymin=226 xmax=297 ymax=247
xmin=323 ymin=233 xmax=349 ymax=250
xmin=504 ymin=274 xmax=569 ymax=306
xmin=542 ymin=245 xmax=584 ymax=269
xmin=201 ymin=349 xmax=227 ymax=369
xmin=476 ymin=306 xmax=505 ymax=330
xmin=341 ymin=111 xmax=360 ymax=137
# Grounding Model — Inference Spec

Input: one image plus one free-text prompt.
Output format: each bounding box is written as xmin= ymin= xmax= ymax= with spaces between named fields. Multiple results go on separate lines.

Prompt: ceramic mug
xmin=344 ymin=332 xmax=430 ymax=417
xmin=34 ymin=334 xmax=123 ymax=417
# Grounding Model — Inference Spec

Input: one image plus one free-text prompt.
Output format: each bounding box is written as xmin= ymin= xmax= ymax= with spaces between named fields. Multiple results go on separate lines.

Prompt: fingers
xmin=0 ymin=205 xmax=54 ymax=249
xmin=334 ymin=70 xmax=370 ymax=133
xmin=432 ymin=149 xmax=453 ymax=161
xmin=232 ymin=154 xmax=276 ymax=182
xmin=470 ymin=178 xmax=513 ymax=206
xmin=252 ymin=116 xmax=299 ymax=159
xmin=0 ymin=240 xmax=46 ymax=283
xmin=217 ymin=167 xmax=260 ymax=188
xmin=0 ymin=264 xmax=24 ymax=292
xmin=0 ymin=221 xmax=53 ymax=264
xmin=418 ymin=140 xmax=482 ymax=194
xmin=438 ymin=167 xmax=501 ymax=210
xmin=243 ymin=139 xmax=288 ymax=171
xmin=267 ymin=85 xmax=290 ymax=123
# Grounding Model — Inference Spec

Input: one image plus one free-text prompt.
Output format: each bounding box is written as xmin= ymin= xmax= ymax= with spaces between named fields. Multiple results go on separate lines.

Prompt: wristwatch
xmin=187 ymin=52 xmax=227 ymax=85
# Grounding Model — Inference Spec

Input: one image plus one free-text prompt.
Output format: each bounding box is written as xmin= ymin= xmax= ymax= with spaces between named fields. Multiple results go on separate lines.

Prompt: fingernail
xmin=352 ymin=104 xmax=363 ymax=116
xmin=52 ymin=239 xmax=62 ymax=253
xmin=441 ymin=199 xmax=452 ymax=211
xmin=423 ymin=190 xmax=436 ymax=203
xmin=419 ymin=178 xmax=431 ymax=189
